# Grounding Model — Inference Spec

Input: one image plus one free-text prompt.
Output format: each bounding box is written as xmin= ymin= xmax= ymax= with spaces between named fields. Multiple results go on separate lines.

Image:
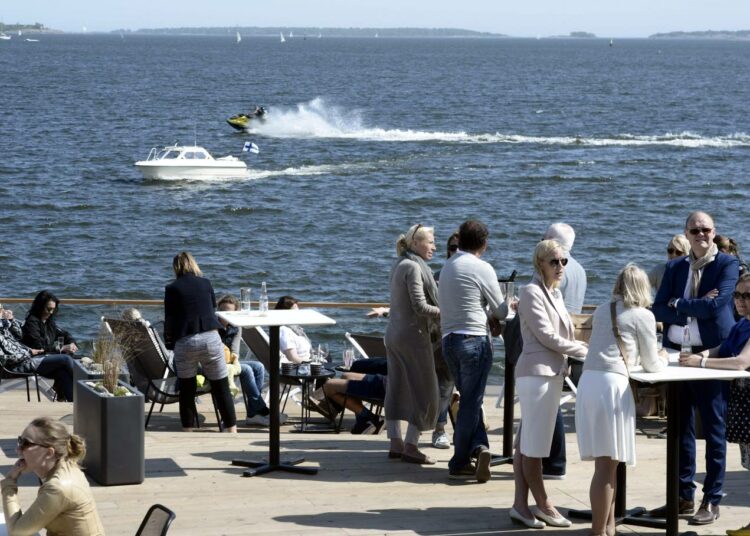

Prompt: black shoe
xmin=351 ymin=416 xmax=382 ymax=435
xmin=448 ymin=463 xmax=476 ymax=480
xmin=689 ymin=502 xmax=720 ymax=525
xmin=649 ymin=498 xmax=695 ymax=518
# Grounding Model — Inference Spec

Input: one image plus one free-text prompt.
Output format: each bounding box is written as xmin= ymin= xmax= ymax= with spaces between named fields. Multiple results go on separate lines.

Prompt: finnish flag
xmin=242 ymin=141 xmax=260 ymax=154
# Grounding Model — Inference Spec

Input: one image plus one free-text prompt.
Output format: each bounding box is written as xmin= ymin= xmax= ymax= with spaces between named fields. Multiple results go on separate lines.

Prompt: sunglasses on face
xmin=45 ymin=306 xmax=56 ymax=313
xmin=667 ymin=248 xmax=685 ymax=255
xmin=549 ymin=258 xmax=569 ymax=267
xmin=687 ymin=227 xmax=713 ymax=236
xmin=733 ymin=292 xmax=750 ymax=300
xmin=17 ymin=436 xmax=43 ymax=450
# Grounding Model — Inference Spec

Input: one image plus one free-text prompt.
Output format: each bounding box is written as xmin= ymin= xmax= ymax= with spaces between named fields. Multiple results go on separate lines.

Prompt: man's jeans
xmin=239 ymin=361 xmax=267 ymax=417
xmin=442 ymin=333 xmax=493 ymax=471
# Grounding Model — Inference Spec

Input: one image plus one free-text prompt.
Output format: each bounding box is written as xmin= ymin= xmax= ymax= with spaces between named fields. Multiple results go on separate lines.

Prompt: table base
xmin=232 ymin=457 xmax=318 ymax=477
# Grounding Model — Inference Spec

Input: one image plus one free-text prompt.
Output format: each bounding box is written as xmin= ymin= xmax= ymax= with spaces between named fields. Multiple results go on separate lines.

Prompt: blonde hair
xmin=172 ymin=251 xmax=203 ymax=278
xmin=395 ymin=224 xmax=434 ymax=256
xmin=29 ymin=417 xmax=86 ymax=464
xmin=669 ymin=234 xmax=690 ymax=255
xmin=612 ymin=263 xmax=653 ymax=308
xmin=533 ymin=239 xmax=563 ymax=286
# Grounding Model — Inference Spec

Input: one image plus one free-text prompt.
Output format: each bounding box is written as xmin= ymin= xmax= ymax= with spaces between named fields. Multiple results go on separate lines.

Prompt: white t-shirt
xmin=279 ymin=325 xmax=312 ymax=360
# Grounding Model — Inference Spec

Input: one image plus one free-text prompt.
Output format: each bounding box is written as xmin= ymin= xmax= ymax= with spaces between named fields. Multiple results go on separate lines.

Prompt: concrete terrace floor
xmin=0 ymin=380 xmax=748 ymax=535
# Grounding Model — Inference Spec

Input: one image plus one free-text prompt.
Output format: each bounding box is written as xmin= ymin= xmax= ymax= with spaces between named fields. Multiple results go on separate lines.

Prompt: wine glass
xmin=319 ymin=343 xmax=329 ymax=363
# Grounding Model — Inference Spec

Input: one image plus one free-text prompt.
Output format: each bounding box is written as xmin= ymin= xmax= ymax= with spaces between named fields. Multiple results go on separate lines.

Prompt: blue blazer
xmin=164 ymin=273 xmax=222 ymax=350
xmin=653 ymin=252 xmax=739 ymax=348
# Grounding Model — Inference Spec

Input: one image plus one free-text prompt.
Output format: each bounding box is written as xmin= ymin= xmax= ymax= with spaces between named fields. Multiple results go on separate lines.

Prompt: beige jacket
xmin=2 ymin=459 xmax=105 ymax=536
xmin=516 ymin=274 xmax=588 ymax=378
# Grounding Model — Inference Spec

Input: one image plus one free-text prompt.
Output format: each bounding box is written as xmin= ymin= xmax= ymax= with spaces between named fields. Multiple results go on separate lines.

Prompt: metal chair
xmin=135 ymin=503 xmax=176 ymax=536
xmin=0 ymin=363 xmax=42 ymax=402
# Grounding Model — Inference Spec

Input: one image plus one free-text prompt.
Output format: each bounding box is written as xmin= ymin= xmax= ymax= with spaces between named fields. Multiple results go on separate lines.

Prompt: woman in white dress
xmin=575 ymin=264 xmax=667 ymax=536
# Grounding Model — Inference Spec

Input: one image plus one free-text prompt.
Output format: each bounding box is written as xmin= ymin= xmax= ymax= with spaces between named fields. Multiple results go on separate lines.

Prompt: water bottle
xmin=681 ymin=318 xmax=692 ymax=354
xmin=259 ymin=281 xmax=269 ymax=314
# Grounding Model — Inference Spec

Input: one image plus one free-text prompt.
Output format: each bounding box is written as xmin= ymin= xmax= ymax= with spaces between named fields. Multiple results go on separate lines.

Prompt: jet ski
xmin=226 ymin=106 xmax=266 ymax=131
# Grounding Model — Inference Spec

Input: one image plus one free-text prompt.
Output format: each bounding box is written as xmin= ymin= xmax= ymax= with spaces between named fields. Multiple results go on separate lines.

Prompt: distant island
xmin=649 ymin=29 xmax=750 ymax=40
xmin=0 ymin=22 xmax=55 ymax=33
xmin=116 ymin=27 xmax=506 ymax=38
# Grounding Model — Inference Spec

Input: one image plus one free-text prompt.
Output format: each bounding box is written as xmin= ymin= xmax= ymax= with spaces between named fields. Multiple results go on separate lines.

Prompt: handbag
xmin=727 ymin=377 xmax=750 ymax=444
xmin=610 ymin=302 xmax=659 ymax=417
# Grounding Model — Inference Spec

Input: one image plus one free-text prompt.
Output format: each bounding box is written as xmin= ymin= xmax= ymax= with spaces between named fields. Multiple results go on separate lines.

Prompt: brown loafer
xmin=649 ymin=498 xmax=695 ymax=517
xmin=689 ymin=502 xmax=720 ymax=525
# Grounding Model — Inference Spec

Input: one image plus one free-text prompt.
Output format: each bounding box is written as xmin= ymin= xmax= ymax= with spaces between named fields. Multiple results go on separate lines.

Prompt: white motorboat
xmin=134 ymin=145 xmax=247 ymax=180
xmin=0 ymin=33 xmax=11 ymax=41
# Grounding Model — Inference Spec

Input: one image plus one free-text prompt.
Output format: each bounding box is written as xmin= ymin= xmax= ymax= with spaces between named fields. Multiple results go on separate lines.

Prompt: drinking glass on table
xmin=342 ymin=348 xmax=354 ymax=369
xmin=55 ymin=337 xmax=65 ymax=353
xmin=240 ymin=287 xmax=252 ymax=312
xmin=656 ymin=333 xmax=663 ymax=351
xmin=319 ymin=343 xmax=329 ymax=362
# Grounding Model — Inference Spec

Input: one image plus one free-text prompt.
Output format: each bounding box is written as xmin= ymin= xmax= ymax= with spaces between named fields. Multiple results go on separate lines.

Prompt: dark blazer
xmin=163 ymin=273 xmax=222 ymax=350
xmin=21 ymin=315 xmax=75 ymax=354
xmin=653 ymin=252 xmax=739 ymax=348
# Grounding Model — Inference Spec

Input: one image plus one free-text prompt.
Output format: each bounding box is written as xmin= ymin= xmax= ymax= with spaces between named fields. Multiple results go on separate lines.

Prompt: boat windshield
xmin=183 ymin=151 xmax=207 ymax=160
xmin=157 ymin=150 xmax=181 ymax=160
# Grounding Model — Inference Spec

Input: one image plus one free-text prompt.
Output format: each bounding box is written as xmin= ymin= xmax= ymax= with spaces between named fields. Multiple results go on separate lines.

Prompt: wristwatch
xmin=668 ymin=298 xmax=679 ymax=309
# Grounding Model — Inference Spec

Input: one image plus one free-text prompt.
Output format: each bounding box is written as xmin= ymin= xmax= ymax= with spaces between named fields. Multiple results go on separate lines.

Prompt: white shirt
xmin=667 ymin=259 xmax=704 ymax=347
xmin=279 ymin=325 xmax=311 ymax=360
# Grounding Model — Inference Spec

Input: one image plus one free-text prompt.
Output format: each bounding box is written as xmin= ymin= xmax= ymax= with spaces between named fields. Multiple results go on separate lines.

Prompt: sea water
xmin=1 ymin=35 xmax=749 ymax=365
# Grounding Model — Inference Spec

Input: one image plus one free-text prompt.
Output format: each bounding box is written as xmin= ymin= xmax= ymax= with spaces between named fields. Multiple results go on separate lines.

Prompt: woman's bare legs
xmin=590 ymin=457 xmax=618 ymax=536
xmin=512 ymin=448 xmax=533 ymax=518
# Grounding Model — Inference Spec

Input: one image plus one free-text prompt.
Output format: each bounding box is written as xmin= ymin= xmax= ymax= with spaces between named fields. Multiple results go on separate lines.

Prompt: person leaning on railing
xmin=679 ymin=272 xmax=750 ymax=536
xmin=2 ymin=416 xmax=105 ymax=535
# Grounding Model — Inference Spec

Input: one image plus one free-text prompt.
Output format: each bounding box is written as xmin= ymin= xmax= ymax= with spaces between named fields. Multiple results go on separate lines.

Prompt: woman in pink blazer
xmin=510 ymin=239 xmax=588 ymax=529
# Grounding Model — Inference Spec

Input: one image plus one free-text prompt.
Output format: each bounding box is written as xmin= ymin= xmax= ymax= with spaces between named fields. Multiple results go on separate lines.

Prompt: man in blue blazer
xmin=652 ymin=211 xmax=739 ymax=525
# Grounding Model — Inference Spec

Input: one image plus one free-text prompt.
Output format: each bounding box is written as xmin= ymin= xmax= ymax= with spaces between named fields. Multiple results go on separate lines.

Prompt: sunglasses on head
xmin=549 ymin=258 xmax=568 ymax=267
xmin=17 ymin=436 xmax=43 ymax=450
xmin=687 ymin=227 xmax=713 ymax=236
xmin=733 ymin=291 xmax=750 ymax=300
xmin=667 ymin=247 xmax=684 ymax=255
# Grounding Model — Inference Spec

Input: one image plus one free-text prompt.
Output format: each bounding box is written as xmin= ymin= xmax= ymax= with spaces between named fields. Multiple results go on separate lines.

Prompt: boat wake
xmin=252 ymin=98 xmax=750 ymax=148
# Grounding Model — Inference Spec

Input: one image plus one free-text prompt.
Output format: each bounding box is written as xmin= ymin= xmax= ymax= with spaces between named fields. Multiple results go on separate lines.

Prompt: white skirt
xmin=575 ymin=370 xmax=637 ymax=466
xmin=517 ymin=375 xmax=563 ymax=458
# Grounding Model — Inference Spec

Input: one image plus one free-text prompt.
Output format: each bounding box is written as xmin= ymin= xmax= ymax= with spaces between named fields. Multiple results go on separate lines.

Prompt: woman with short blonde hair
xmin=576 ymin=263 xmax=667 ymax=536
xmin=2 ymin=417 xmax=105 ymax=535
xmin=511 ymin=239 xmax=588 ymax=528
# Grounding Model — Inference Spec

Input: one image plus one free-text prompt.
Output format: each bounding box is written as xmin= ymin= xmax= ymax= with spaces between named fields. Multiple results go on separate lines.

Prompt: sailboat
xmin=609 ymin=39 xmax=614 ymax=47
xmin=317 ymin=32 xmax=322 ymax=39
xmin=236 ymin=31 xmax=241 ymax=44
xmin=374 ymin=32 xmax=379 ymax=38
xmin=289 ymin=31 xmax=293 ymax=38
xmin=0 ymin=32 xmax=11 ymax=40
xmin=280 ymin=32 xmax=285 ymax=43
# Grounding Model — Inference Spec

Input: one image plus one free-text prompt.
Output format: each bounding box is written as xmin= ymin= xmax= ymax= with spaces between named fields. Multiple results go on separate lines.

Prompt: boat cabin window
xmin=183 ymin=151 xmax=207 ymax=160
xmin=158 ymin=150 xmax=180 ymax=160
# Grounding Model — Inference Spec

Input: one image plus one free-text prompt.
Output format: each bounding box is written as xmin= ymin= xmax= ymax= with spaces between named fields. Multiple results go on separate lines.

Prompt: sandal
xmin=401 ymin=451 xmax=436 ymax=465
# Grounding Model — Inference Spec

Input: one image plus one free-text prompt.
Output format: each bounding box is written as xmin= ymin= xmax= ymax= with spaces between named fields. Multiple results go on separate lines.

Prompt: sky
xmin=3 ymin=0 xmax=749 ymax=37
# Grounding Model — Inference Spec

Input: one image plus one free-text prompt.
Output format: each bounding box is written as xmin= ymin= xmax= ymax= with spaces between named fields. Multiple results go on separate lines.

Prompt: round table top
xmin=280 ymin=368 xmax=335 ymax=380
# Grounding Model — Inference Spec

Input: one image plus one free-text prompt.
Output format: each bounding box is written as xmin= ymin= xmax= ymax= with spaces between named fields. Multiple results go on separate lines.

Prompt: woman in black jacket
xmin=22 ymin=291 xmax=78 ymax=355
xmin=164 ymin=252 xmax=237 ymax=433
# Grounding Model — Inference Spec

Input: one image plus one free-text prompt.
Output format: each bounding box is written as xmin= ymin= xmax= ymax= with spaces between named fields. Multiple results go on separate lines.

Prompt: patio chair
xmin=241 ymin=326 xmax=301 ymax=412
xmin=0 ymin=363 xmax=42 ymax=402
xmin=104 ymin=318 xmax=221 ymax=430
xmin=345 ymin=332 xmax=387 ymax=360
xmin=135 ymin=503 xmax=176 ymax=536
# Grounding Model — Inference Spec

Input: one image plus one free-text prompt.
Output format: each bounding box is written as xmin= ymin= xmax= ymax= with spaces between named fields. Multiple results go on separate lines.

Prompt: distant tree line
xmin=650 ymin=29 xmax=750 ymax=39
xmin=0 ymin=22 xmax=46 ymax=31
xmin=116 ymin=26 xmax=505 ymax=38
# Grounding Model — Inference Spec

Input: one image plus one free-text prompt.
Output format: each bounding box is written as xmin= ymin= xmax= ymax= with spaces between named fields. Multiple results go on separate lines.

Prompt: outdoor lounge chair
xmin=104 ymin=318 xmax=221 ymax=430
xmin=241 ymin=326 xmax=301 ymax=412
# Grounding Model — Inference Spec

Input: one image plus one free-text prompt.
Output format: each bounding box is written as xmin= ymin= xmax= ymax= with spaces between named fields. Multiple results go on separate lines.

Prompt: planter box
xmin=74 ymin=379 xmax=145 ymax=486
xmin=72 ymin=359 xmax=130 ymax=386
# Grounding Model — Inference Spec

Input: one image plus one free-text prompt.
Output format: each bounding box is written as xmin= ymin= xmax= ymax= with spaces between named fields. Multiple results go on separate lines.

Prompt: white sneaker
xmin=245 ymin=414 xmax=270 ymax=426
xmin=432 ymin=431 xmax=450 ymax=449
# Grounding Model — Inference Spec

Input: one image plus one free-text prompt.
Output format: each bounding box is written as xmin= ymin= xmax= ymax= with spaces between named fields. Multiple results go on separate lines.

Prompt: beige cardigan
xmin=2 ymin=459 xmax=105 ymax=536
xmin=516 ymin=274 xmax=588 ymax=378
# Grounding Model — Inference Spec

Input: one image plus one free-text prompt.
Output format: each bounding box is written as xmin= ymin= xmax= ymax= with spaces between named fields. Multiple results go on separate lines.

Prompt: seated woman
xmin=575 ymin=264 xmax=667 ymax=536
xmin=216 ymin=294 xmax=286 ymax=426
xmin=22 ymin=290 xmax=78 ymax=355
xmin=2 ymin=417 xmax=105 ymax=535
xmin=680 ymin=272 xmax=750 ymax=536
xmin=274 ymin=296 xmax=312 ymax=363
xmin=1 ymin=305 xmax=75 ymax=401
